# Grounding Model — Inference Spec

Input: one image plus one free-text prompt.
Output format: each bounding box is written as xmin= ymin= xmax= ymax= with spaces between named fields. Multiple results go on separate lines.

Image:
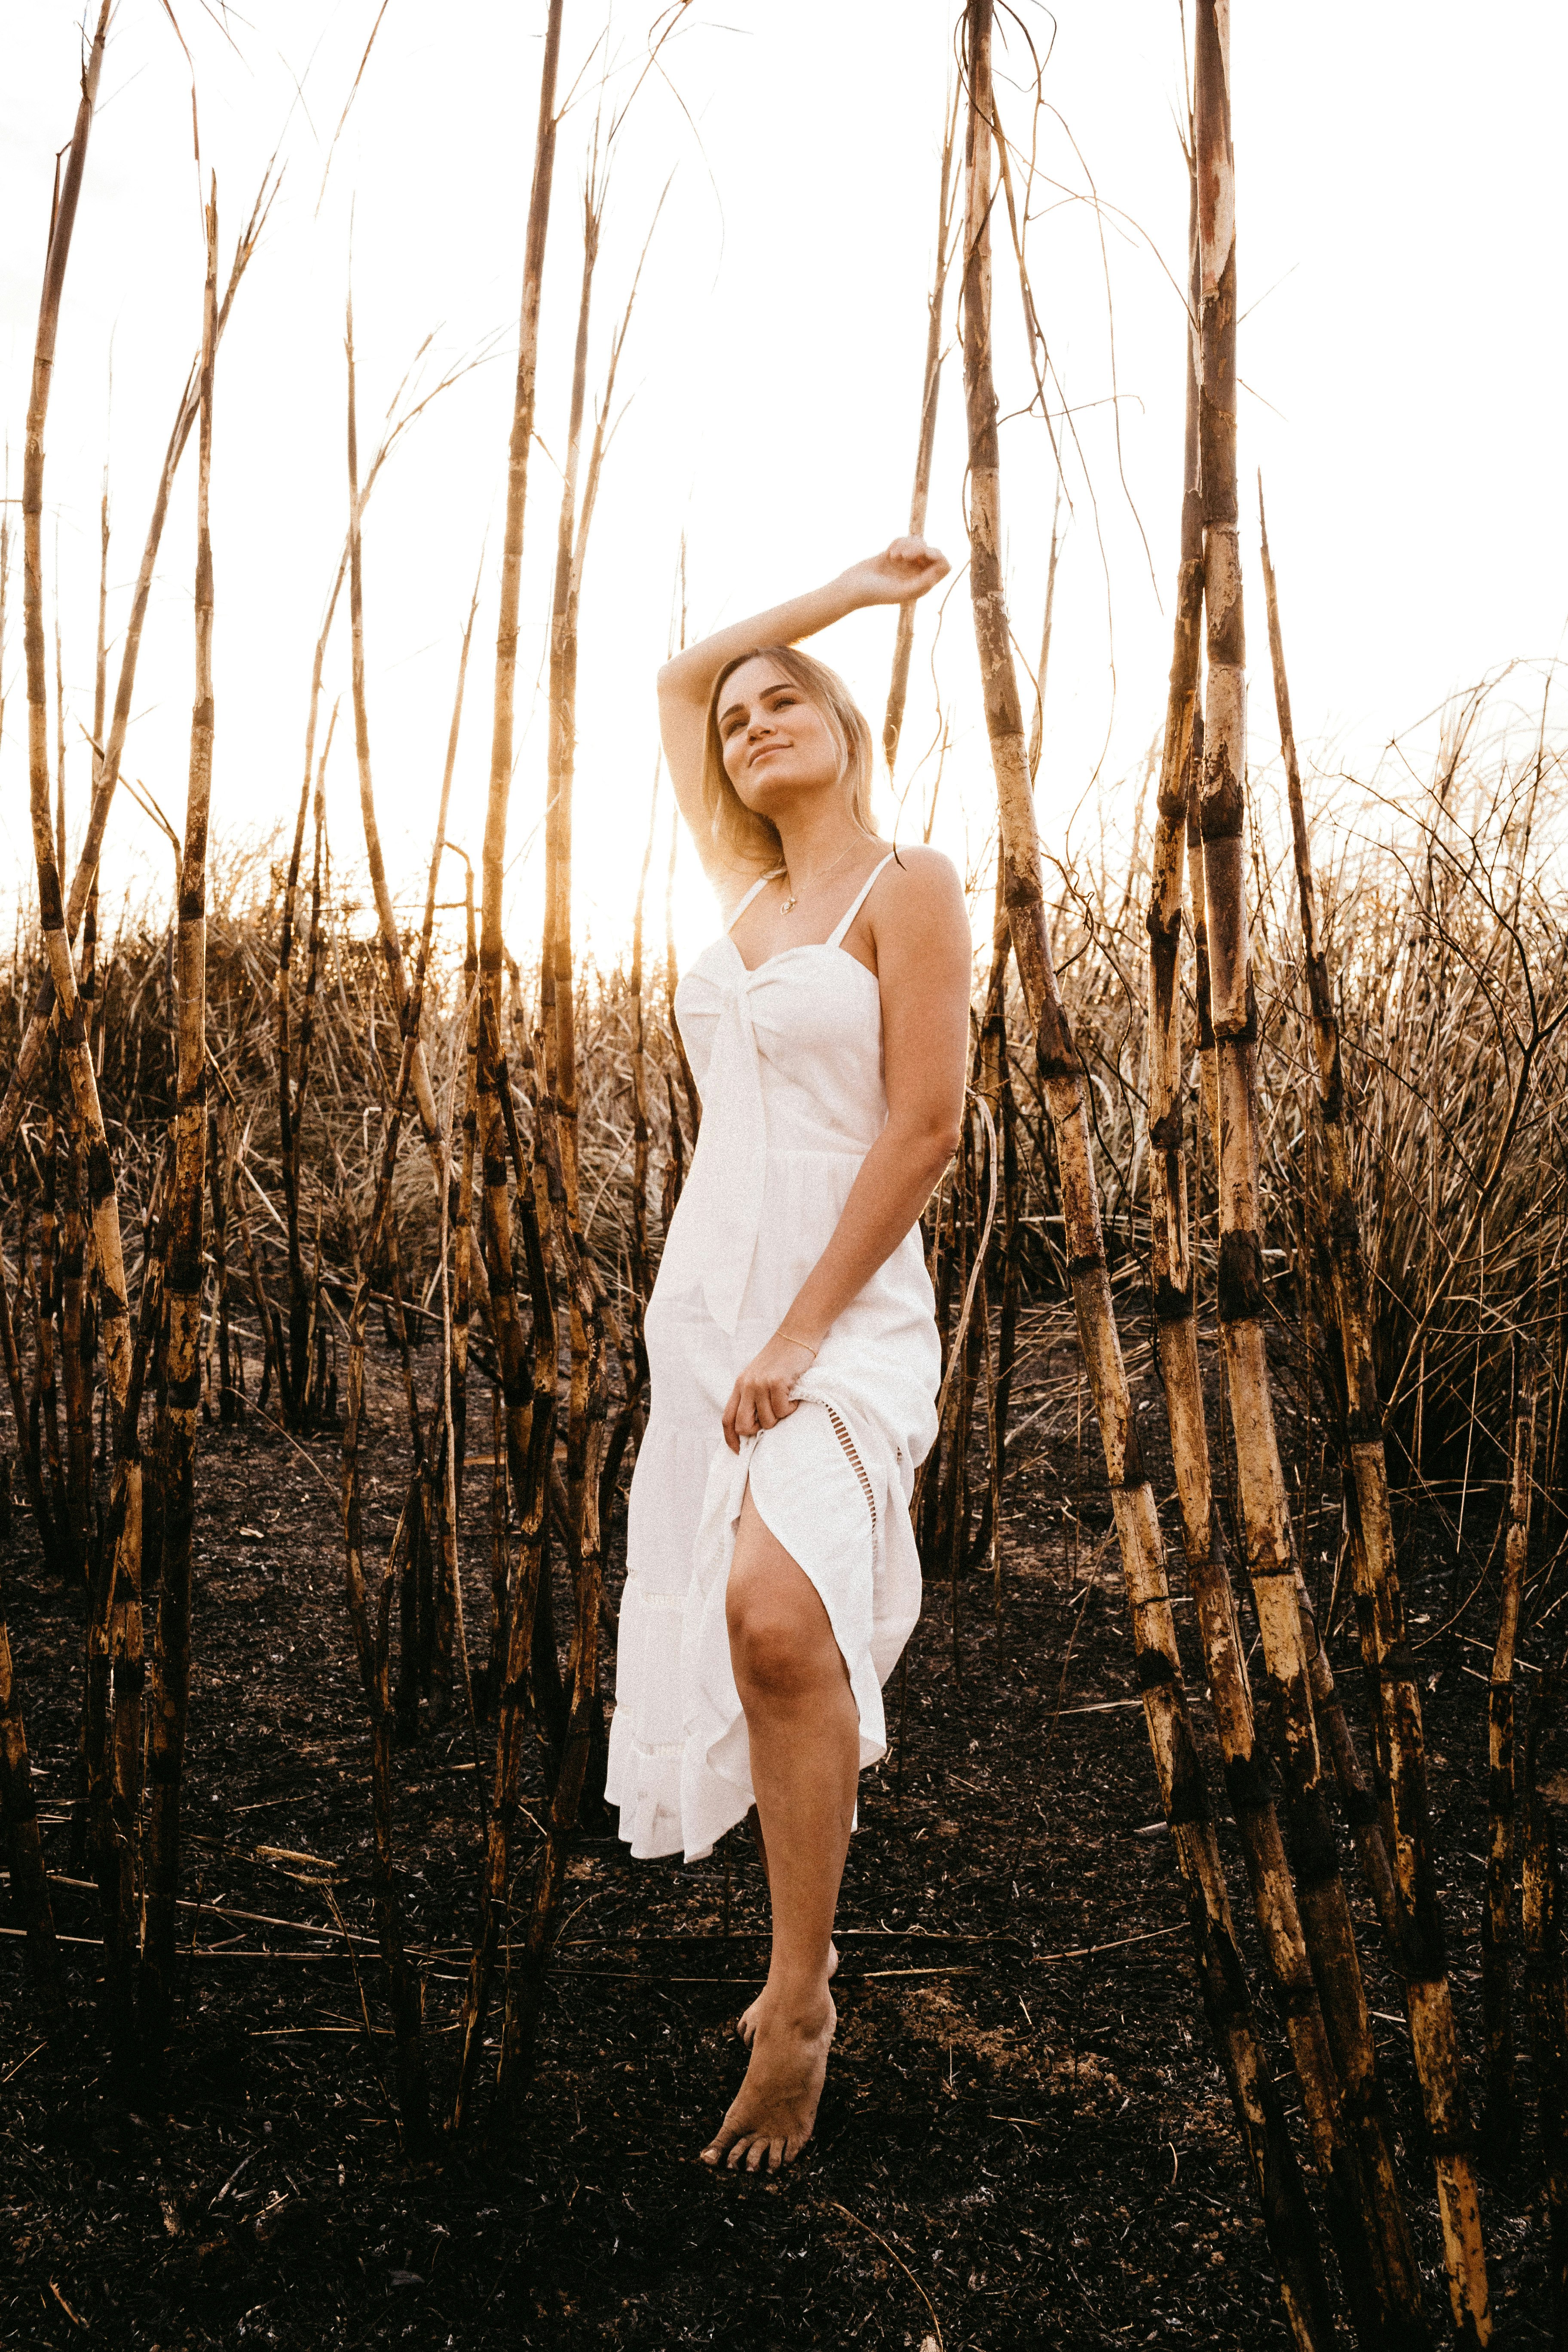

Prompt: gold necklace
xmin=780 ymin=842 xmax=854 ymax=915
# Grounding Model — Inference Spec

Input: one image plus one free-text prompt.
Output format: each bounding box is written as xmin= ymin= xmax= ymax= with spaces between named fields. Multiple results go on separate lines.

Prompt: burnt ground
xmin=0 ymin=1316 xmax=1558 ymax=2352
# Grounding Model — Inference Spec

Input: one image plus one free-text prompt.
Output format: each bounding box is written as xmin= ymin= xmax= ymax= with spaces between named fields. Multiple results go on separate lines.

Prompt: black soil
xmin=0 ymin=1331 xmax=1555 ymax=2350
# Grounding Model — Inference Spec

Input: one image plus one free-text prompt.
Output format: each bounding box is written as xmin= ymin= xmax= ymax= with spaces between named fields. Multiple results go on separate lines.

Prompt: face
xmin=717 ymin=659 xmax=843 ymax=815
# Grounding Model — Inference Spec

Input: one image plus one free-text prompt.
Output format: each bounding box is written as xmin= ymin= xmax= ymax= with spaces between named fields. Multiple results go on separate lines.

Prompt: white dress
xmin=604 ymin=854 xmax=942 ymax=1862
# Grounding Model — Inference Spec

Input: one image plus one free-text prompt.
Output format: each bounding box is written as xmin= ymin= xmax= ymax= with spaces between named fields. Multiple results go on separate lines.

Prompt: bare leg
xmin=700 ymin=1485 xmax=858 ymax=2172
xmin=738 ymin=1806 xmax=838 ymax=2044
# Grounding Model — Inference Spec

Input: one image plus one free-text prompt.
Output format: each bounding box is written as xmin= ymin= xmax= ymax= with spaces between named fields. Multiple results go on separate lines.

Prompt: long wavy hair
xmin=700 ymin=644 xmax=877 ymax=874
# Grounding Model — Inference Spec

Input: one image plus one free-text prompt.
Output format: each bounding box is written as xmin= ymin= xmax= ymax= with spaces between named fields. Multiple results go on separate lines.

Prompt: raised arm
xmin=656 ymin=536 xmax=949 ymax=896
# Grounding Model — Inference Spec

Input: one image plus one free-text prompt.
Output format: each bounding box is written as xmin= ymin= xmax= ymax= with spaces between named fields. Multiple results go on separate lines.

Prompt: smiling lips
xmin=749 ymin=741 xmax=787 ymax=766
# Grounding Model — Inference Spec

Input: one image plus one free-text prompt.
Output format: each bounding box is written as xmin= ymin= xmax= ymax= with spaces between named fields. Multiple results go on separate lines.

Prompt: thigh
xmin=726 ymin=1484 xmax=843 ymax=1674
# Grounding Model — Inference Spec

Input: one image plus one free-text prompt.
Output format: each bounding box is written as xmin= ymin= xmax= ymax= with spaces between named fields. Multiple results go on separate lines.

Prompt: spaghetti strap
xmin=726 ymin=867 xmax=784 ymax=932
xmin=827 ymin=851 xmax=897 ymax=949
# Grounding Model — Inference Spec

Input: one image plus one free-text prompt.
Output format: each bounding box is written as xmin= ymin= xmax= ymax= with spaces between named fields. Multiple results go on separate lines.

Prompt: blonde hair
xmin=701 ymin=645 xmax=876 ymax=873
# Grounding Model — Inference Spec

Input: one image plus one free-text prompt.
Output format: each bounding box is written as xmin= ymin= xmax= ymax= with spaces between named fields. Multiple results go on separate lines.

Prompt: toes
xmin=745 ymin=2139 xmax=767 ymax=2174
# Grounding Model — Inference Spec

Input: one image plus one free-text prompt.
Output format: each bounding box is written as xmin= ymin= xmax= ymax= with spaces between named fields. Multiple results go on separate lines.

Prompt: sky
xmin=2 ymin=1 xmax=1565 ymax=964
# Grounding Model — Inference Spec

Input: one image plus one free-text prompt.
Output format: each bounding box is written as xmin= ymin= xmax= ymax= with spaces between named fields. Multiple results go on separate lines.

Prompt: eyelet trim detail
xmin=821 ymin=1403 xmax=877 ymax=1534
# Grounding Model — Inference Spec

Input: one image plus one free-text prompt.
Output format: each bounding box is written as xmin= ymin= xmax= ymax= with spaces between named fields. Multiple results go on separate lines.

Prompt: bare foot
xmin=701 ymin=1992 xmax=836 ymax=2173
xmin=738 ymin=1941 xmax=837 ymax=2045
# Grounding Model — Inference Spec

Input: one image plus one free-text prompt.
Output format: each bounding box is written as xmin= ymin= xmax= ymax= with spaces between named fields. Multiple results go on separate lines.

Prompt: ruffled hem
xmin=603 ymin=1708 xmax=685 ymax=1862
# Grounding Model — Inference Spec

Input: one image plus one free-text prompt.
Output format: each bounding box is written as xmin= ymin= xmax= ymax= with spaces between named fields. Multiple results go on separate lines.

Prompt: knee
xmin=729 ymin=1600 xmax=819 ymax=1705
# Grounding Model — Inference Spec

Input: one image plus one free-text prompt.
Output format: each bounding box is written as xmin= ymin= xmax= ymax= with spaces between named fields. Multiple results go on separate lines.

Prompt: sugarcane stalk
xmin=56 ymin=1058 xmax=91 ymax=1580
xmin=1259 ymin=477 xmax=1492 ymax=2342
xmin=884 ymin=82 xmax=959 ymax=776
xmin=449 ymin=7 xmax=568 ymax=2116
xmin=499 ymin=1076 xmax=607 ymax=2097
xmin=467 ymin=0 xmax=565 ymax=1552
xmin=452 ymin=850 xmax=480 ymax=1489
xmin=1481 ymin=1349 xmax=1537 ymax=2149
xmin=342 ymin=1130 xmax=431 ymax=2153
xmin=0 ymin=1592 xmax=62 ymax=2019
xmin=141 ymin=184 xmax=220 ymax=2050
xmin=22 ymin=1 xmax=132 ymax=1424
xmin=546 ymin=185 xmax=603 ymax=1226
xmin=959 ymin=13 xmax=1332 ymax=2340
xmin=481 ymin=0 xmax=566 ymax=1095
xmin=33 ymin=1106 xmax=66 ymax=1554
xmin=1191 ymin=16 xmax=1430 ymax=2335
xmin=0 ymin=1234 xmax=55 ymax=1568
xmin=1145 ymin=151 xmax=1403 ymax=2346
xmin=87 ymin=1150 xmax=169 ymax=2057
xmin=1188 ymin=719 xmax=1400 ymax=1955
xmin=428 ymin=591 xmax=484 ymax=1736
xmin=1521 ymin=1668 xmax=1567 ymax=2339
xmin=450 ymin=1017 xmax=558 ymax=2130
xmin=276 ymin=702 xmax=337 ymax=1423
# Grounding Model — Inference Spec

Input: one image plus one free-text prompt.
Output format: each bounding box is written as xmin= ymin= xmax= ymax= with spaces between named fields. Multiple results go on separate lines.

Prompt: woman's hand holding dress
xmin=723 ymin=1332 xmax=818 ymax=1454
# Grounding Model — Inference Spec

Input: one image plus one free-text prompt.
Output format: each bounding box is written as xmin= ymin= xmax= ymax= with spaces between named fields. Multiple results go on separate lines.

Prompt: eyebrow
xmin=719 ymin=679 xmax=794 ymax=728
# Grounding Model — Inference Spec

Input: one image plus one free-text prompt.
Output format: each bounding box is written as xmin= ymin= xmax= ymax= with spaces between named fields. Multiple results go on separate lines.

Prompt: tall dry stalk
xmin=450 ymin=0 xmax=568 ymax=2129
xmin=469 ymin=0 xmax=565 ymax=1525
xmin=544 ymin=178 xmax=604 ymax=1224
xmin=274 ymin=700 xmax=337 ymax=1423
xmin=1190 ymin=14 xmax=1427 ymax=2335
xmin=498 ymin=1101 xmax=607 ymax=2097
xmin=1143 ymin=157 xmax=1399 ymax=2345
xmin=883 ymin=83 xmax=959 ymax=776
xmin=88 ymin=1148 xmax=169 ymax=2054
xmin=141 ymin=186 xmax=220 ymax=2049
xmin=1481 ymin=1351 xmax=1536 ymax=2147
xmin=342 ymin=1049 xmax=435 ymax=2154
xmin=495 ymin=150 xmax=665 ymax=2091
xmin=1259 ymin=482 xmax=1493 ymax=2341
xmin=23 ymin=2 xmax=129 ymax=1419
xmin=0 ymin=1227 xmax=62 ymax=2017
xmin=450 ymin=1072 xmax=557 ymax=2129
xmin=1520 ymin=1669 xmax=1567 ymax=2338
xmin=481 ymin=0 xmax=565 ymax=1068
xmin=426 ymin=576 xmax=485 ymax=1726
xmin=959 ymin=12 xmax=1332 ymax=2343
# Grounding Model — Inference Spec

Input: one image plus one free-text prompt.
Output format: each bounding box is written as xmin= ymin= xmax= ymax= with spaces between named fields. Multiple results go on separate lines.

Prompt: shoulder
xmin=863 ymin=846 xmax=971 ymax=979
xmin=868 ymin=844 xmax=968 ymax=924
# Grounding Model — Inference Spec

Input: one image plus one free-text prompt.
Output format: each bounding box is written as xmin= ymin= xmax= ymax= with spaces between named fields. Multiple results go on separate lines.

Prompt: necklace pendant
xmin=781 ymin=891 xmax=797 ymax=914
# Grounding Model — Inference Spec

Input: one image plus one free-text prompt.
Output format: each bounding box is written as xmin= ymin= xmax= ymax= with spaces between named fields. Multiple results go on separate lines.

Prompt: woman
xmin=603 ymin=536 xmax=971 ymax=2172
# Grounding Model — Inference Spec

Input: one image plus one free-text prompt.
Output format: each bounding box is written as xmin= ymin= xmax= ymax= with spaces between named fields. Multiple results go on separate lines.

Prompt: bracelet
xmin=778 ymin=1329 xmax=819 ymax=1358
